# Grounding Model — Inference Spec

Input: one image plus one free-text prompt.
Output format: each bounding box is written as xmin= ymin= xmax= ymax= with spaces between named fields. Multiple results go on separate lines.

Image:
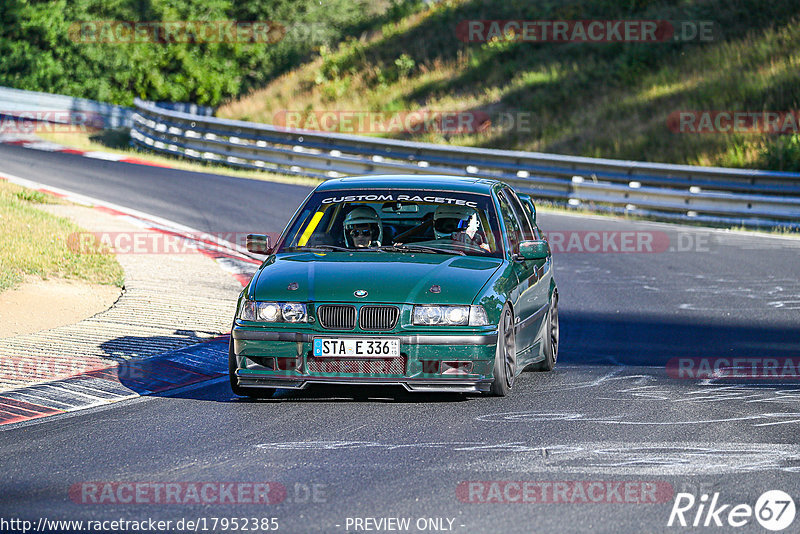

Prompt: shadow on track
xmin=559 ymin=311 xmax=800 ymax=366
xmin=98 ymin=335 xmax=473 ymax=403
xmin=171 ymin=380 xmax=475 ymax=404
xmin=98 ymin=307 xmax=800 ymax=404
xmin=238 ymin=384 xmax=473 ymax=404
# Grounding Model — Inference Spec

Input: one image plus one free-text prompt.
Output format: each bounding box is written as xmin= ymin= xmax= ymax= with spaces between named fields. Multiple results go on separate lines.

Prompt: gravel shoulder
xmin=0 ymin=201 xmax=244 ymax=392
xmin=0 ymin=277 xmax=121 ymax=338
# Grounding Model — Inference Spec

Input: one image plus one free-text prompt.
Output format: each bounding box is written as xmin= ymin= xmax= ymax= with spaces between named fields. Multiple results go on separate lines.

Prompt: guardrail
xmin=0 ymin=86 xmax=134 ymax=129
xmin=9 ymin=85 xmax=792 ymax=228
xmin=131 ymin=98 xmax=800 ymax=229
xmin=0 ymin=86 xmax=213 ymax=130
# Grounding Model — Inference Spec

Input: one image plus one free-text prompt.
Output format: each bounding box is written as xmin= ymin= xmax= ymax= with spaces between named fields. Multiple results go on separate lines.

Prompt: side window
xmin=496 ymin=191 xmax=523 ymax=253
xmin=506 ymin=190 xmax=535 ymax=241
xmin=515 ymin=196 xmax=540 ymax=239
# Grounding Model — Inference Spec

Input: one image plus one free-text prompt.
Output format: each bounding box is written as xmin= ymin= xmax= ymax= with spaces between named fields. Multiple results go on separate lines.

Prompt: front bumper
xmin=231 ymin=326 xmax=498 ymax=393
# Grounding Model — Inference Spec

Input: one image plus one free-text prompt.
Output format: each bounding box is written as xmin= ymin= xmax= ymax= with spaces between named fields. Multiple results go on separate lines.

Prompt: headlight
xmin=259 ymin=302 xmax=282 ymax=322
xmin=413 ymin=305 xmax=488 ymax=326
xmin=239 ymin=300 xmax=258 ymax=321
xmin=238 ymin=299 xmax=307 ymax=323
xmin=281 ymin=302 xmax=307 ymax=323
xmin=468 ymin=305 xmax=489 ymax=326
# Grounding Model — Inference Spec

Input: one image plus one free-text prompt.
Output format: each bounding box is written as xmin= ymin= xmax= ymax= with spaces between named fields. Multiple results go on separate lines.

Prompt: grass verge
xmin=0 ymin=181 xmax=124 ymax=293
xmin=218 ymin=0 xmax=800 ymax=172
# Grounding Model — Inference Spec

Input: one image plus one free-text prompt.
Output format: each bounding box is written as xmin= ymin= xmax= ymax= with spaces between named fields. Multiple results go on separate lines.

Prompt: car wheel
xmin=533 ymin=293 xmax=558 ymax=372
xmin=490 ymin=305 xmax=516 ymax=396
xmin=228 ymin=340 xmax=274 ymax=399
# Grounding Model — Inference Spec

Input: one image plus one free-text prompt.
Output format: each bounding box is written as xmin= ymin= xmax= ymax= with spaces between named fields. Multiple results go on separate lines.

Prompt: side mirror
xmin=518 ymin=240 xmax=548 ymax=261
xmin=246 ymin=234 xmax=271 ymax=254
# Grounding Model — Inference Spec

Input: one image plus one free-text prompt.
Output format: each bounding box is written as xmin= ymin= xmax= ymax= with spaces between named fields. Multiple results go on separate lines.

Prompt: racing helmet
xmin=343 ymin=206 xmax=382 ymax=246
xmin=433 ymin=205 xmax=479 ymax=239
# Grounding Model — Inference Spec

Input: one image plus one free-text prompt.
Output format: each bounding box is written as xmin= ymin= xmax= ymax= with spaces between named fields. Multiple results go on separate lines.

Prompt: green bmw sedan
xmin=230 ymin=175 xmax=558 ymax=397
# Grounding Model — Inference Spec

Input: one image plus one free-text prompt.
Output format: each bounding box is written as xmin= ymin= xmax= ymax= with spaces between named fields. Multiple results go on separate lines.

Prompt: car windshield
xmin=278 ymin=189 xmax=503 ymax=257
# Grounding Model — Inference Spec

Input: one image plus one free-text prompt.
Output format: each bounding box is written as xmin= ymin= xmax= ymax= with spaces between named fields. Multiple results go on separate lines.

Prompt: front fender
xmin=472 ymin=261 xmax=516 ymax=325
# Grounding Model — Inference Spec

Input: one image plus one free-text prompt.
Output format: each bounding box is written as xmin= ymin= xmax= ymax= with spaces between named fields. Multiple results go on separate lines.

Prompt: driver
xmin=343 ymin=206 xmax=383 ymax=248
xmin=433 ymin=205 xmax=491 ymax=252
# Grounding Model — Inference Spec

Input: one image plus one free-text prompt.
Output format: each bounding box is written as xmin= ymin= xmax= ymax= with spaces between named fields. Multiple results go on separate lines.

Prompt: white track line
xmin=0 ymin=169 xmax=259 ymax=260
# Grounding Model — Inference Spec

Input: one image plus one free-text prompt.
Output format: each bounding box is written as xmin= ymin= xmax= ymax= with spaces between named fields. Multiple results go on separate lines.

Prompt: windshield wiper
xmin=291 ymin=245 xmax=352 ymax=252
xmin=379 ymin=244 xmax=466 ymax=256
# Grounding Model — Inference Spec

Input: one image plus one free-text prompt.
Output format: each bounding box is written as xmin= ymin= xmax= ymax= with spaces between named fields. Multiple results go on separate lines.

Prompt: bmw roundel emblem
xmin=354 ymin=289 xmax=368 ymax=298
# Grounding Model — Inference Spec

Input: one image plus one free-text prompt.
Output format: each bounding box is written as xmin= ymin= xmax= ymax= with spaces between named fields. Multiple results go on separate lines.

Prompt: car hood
xmin=250 ymin=252 xmax=503 ymax=305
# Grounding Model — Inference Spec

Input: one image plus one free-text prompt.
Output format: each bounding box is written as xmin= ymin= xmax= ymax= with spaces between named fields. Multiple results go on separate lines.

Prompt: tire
xmin=229 ymin=340 xmax=274 ymax=398
xmin=532 ymin=293 xmax=559 ymax=372
xmin=489 ymin=305 xmax=516 ymax=396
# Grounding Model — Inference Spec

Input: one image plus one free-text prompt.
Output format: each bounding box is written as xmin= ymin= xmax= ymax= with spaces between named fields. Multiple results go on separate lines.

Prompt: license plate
xmin=313 ymin=338 xmax=400 ymax=357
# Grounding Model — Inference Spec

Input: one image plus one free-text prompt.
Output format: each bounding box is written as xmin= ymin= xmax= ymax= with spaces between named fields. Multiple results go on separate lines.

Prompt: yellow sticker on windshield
xmin=298 ymin=211 xmax=326 ymax=246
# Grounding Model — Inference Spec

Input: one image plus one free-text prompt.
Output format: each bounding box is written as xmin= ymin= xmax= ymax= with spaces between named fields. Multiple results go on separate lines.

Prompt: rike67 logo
xmin=668 ymin=490 xmax=796 ymax=530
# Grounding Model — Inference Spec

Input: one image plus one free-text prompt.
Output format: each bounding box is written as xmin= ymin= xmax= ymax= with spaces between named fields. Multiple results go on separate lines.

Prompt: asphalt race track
xmin=1 ymin=142 xmax=800 ymax=533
